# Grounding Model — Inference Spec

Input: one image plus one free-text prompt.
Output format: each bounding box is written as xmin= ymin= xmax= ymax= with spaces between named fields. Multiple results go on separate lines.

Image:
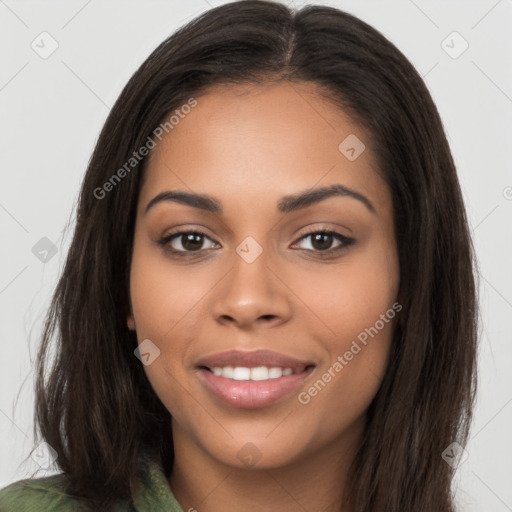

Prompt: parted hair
xmin=29 ymin=1 xmax=478 ymax=510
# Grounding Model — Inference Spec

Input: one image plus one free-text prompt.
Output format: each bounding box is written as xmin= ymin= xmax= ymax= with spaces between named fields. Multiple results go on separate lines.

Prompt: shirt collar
xmin=132 ymin=458 xmax=184 ymax=512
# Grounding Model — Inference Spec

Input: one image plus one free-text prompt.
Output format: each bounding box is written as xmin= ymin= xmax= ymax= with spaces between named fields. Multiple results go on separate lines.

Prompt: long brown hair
xmin=30 ymin=1 xmax=478 ymax=510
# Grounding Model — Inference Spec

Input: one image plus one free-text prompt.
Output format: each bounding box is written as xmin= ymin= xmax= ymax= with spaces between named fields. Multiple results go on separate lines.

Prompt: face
xmin=127 ymin=81 xmax=400 ymax=470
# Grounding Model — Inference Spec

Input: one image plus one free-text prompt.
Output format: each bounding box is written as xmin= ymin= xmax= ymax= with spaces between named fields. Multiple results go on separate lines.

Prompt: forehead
xmin=139 ymin=80 xmax=389 ymax=215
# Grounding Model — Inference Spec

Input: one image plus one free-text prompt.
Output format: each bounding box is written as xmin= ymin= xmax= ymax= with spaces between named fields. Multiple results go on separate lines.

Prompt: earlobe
xmin=127 ymin=315 xmax=136 ymax=331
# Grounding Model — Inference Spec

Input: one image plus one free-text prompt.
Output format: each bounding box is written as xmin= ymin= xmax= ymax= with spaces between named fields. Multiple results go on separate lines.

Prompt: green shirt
xmin=0 ymin=458 xmax=184 ymax=511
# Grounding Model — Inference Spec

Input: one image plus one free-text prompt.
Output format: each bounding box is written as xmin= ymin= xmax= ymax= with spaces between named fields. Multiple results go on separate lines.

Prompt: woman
xmin=0 ymin=1 xmax=478 ymax=510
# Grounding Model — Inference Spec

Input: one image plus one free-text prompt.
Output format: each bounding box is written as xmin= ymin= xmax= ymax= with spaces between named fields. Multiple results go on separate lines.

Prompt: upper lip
xmin=195 ymin=349 xmax=315 ymax=372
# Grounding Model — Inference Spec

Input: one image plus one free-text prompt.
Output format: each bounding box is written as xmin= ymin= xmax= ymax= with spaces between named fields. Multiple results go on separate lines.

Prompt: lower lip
xmin=197 ymin=367 xmax=314 ymax=409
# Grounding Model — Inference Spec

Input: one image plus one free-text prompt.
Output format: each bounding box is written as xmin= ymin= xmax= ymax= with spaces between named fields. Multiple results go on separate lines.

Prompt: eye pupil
xmin=311 ymin=233 xmax=333 ymax=251
xmin=182 ymin=233 xmax=203 ymax=251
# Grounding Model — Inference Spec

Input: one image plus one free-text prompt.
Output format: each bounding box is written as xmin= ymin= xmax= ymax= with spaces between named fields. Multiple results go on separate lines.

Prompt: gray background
xmin=1 ymin=1 xmax=511 ymax=510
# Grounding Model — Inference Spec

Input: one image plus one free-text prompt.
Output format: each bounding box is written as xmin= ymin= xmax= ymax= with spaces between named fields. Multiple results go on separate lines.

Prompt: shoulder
xmin=0 ymin=473 xmax=84 ymax=512
xmin=0 ymin=455 xmax=181 ymax=512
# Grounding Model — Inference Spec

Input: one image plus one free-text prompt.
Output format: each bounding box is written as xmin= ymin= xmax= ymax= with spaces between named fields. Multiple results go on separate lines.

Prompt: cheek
xmin=129 ymin=242 xmax=212 ymax=340
xmin=294 ymin=290 xmax=396 ymax=443
xmin=291 ymin=240 xmax=399 ymax=346
xmin=131 ymin=304 xmax=200 ymax=421
xmin=128 ymin=245 xmax=209 ymax=409
xmin=292 ymin=237 xmax=398 ymax=406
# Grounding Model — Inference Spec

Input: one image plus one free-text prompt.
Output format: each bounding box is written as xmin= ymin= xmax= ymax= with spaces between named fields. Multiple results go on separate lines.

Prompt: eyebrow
xmin=144 ymin=184 xmax=376 ymax=216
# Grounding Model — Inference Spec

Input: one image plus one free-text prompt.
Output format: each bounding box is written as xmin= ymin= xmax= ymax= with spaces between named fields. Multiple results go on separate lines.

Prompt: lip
xmin=195 ymin=349 xmax=316 ymax=409
xmin=195 ymin=349 xmax=315 ymax=373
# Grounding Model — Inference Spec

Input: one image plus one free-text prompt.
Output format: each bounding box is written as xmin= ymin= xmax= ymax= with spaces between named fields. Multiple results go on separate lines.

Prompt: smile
xmin=195 ymin=349 xmax=316 ymax=408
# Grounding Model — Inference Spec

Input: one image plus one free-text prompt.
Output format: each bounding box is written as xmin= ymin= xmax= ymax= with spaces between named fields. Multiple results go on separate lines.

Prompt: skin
xmin=127 ymin=80 xmax=400 ymax=512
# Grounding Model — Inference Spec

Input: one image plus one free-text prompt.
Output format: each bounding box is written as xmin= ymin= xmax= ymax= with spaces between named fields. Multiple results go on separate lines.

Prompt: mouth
xmin=195 ymin=350 xmax=316 ymax=408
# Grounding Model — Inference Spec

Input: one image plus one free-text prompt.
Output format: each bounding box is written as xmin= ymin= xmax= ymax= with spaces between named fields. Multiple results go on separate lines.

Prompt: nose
xmin=211 ymin=244 xmax=292 ymax=330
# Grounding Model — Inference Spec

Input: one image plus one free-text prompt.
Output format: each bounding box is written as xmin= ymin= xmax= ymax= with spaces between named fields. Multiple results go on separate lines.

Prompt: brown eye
xmin=158 ymin=230 xmax=219 ymax=254
xmin=293 ymin=230 xmax=355 ymax=255
xmin=310 ymin=232 xmax=335 ymax=251
xmin=179 ymin=233 xmax=205 ymax=251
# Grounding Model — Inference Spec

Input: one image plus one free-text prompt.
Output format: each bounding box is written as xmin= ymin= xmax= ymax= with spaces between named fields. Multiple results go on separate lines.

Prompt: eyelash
xmin=157 ymin=227 xmax=355 ymax=258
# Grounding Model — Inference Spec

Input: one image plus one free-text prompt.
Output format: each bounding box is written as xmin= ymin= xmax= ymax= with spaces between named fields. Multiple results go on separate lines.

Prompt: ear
xmin=127 ymin=314 xmax=136 ymax=331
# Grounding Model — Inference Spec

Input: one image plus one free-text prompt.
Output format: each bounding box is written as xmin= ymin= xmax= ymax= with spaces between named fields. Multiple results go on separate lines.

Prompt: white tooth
xmin=213 ymin=366 xmax=294 ymax=380
xmin=222 ymin=366 xmax=234 ymax=378
xmin=268 ymin=367 xmax=284 ymax=379
xmin=232 ymin=367 xmax=251 ymax=380
xmin=251 ymin=366 xmax=270 ymax=381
